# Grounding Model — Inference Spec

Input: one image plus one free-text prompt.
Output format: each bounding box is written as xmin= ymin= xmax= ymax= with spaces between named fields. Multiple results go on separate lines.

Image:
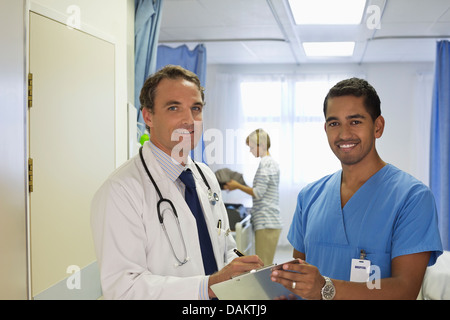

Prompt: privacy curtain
xmin=156 ymin=44 xmax=207 ymax=87
xmin=430 ymin=40 xmax=450 ymax=250
xmin=156 ymin=44 xmax=208 ymax=161
xmin=135 ymin=0 xmax=163 ymax=139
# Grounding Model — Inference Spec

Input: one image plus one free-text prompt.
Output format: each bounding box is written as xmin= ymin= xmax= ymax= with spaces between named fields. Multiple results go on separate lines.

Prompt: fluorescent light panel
xmin=288 ymin=0 xmax=366 ymax=25
xmin=302 ymin=42 xmax=355 ymax=57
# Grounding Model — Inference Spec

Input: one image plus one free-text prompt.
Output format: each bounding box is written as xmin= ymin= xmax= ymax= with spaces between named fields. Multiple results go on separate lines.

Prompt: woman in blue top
xmin=225 ymin=129 xmax=282 ymax=266
xmin=271 ymin=78 xmax=442 ymax=300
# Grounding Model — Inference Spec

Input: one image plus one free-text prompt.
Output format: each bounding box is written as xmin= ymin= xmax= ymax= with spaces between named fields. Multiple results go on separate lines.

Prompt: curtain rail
xmin=370 ymin=35 xmax=450 ymax=41
xmin=159 ymin=38 xmax=287 ymax=43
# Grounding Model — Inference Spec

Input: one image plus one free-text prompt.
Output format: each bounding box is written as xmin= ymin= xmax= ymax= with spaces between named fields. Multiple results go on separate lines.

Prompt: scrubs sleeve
xmin=391 ymin=186 xmax=443 ymax=266
xmin=287 ymin=191 xmax=306 ymax=254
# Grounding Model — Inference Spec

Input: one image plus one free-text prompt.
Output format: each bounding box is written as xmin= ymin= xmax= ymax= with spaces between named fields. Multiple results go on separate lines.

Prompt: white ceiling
xmin=158 ymin=0 xmax=450 ymax=64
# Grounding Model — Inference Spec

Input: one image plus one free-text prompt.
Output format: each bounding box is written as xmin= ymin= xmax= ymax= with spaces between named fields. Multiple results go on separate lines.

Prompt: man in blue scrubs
xmin=271 ymin=78 xmax=443 ymax=299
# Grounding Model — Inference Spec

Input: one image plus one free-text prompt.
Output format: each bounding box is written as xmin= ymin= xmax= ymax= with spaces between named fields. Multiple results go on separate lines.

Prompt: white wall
xmin=205 ymin=62 xmax=434 ymax=185
xmin=364 ymin=63 xmax=434 ymax=185
xmin=0 ymin=0 xmax=28 ymax=300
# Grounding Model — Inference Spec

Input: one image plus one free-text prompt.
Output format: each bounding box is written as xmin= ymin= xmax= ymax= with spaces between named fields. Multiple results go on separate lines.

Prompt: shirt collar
xmin=148 ymin=141 xmax=190 ymax=182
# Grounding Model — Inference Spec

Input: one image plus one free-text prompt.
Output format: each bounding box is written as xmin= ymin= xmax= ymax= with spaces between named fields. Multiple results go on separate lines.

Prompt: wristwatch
xmin=321 ymin=276 xmax=336 ymax=300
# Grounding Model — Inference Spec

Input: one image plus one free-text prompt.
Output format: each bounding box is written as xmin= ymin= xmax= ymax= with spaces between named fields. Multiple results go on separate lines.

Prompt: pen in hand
xmin=233 ymin=248 xmax=245 ymax=257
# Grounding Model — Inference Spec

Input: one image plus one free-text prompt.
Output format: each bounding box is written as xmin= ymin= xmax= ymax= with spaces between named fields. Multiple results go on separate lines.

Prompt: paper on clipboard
xmin=211 ymin=259 xmax=300 ymax=300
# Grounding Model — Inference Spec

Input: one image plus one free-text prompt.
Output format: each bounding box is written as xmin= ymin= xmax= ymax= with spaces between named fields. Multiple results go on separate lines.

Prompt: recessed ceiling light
xmin=302 ymin=42 xmax=356 ymax=57
xmin=288 ymin=0 xmax=366 ymax=25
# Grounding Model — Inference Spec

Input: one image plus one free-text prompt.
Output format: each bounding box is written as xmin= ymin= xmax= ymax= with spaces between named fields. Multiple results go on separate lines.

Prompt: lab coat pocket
xmin=215 ymin=226 xmax=232 ymax=267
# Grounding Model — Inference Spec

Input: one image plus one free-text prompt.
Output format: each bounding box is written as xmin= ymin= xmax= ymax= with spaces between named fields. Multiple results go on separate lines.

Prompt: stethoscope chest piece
xmin=208 ymin=189 xmax=219 ymax=205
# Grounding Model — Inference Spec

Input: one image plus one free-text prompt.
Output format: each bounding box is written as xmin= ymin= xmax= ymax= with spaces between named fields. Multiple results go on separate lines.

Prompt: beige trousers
xmin=255 ymin=228 xmax=282 ymax=266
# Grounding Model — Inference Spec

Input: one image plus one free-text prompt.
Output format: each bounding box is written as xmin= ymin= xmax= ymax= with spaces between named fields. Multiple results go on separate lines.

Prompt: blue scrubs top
xmin=288 ymin=164 xmax=443 ymax=281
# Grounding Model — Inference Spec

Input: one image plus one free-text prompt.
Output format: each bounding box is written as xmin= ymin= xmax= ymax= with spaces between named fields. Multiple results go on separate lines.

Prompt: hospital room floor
xmin=273 ymin=245 xmax=295 ymax=264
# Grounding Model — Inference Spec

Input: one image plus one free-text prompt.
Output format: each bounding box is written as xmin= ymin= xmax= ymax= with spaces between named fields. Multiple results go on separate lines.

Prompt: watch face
xmin=323 ymin=285 xmax=335 ymax=300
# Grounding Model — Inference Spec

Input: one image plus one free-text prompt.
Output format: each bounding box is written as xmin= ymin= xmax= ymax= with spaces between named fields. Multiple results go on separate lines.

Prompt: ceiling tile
xmin=157 ymin=0 xmax=448 ymax=64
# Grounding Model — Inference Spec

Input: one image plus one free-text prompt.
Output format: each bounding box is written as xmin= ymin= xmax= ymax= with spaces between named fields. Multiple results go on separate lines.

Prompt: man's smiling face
xmin=324 ymin=95 xmax=383 ymax=167
xmin=142 ymin=77 xmax=204 ymax=163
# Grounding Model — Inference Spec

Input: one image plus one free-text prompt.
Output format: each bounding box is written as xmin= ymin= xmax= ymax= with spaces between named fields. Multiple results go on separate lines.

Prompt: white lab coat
xmin=91 ymin=142 xmax=237 ymax=299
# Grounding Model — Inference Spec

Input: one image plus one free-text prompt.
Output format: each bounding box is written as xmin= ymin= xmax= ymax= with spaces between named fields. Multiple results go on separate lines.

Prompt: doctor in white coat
xmin=91 ymin=65 xmax=263 ymax=299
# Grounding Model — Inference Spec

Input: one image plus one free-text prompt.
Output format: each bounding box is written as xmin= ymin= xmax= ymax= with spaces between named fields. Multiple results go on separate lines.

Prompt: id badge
xmin=350 ymin=259 xmax=371 ymax=282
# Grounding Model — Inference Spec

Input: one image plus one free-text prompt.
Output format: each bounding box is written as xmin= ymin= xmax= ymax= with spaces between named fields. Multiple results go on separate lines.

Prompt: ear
xmin=142 ymin=107 xmax=153 ymax=129
xmin=374 ymin=115 xmax=385 ymax=139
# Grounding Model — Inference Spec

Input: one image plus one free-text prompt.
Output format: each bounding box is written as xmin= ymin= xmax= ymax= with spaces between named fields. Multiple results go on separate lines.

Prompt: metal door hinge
xmin=28 ymin=158 xmax=33 ymax=192
xmin=28 ymin=73 xmax=33 ymax=108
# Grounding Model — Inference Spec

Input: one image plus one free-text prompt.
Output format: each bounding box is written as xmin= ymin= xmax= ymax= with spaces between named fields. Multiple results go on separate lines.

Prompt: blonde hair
xmin=246 ymin=128 xmax=271 ymax=150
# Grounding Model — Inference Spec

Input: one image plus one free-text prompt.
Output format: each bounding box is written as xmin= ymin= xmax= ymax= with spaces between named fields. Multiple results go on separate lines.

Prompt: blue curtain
xmin=156 ymin=44 xmax=207 ymax=87
xmin=156 ymin=44 xmax=207 ymax=162
xmin=430 ymin=40 xmax=450 ymax=250
xmin=135 ymin=0 xmax=163 ymax=139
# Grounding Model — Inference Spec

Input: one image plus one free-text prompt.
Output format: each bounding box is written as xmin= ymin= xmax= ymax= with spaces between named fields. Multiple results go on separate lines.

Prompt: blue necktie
xmin=179 ymin=169 xmax=218 ymax=275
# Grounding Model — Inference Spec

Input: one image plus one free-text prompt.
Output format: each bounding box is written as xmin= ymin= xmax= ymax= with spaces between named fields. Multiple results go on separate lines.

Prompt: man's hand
xmin=270 ymin=259 xmax=325 ymax=300
xmin=208 ymin=255 xmax=264 ymax=298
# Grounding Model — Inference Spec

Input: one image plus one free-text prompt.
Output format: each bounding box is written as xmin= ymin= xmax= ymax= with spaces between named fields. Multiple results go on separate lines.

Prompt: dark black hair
xmin=323 ymin=78 xmax=381 ymax=121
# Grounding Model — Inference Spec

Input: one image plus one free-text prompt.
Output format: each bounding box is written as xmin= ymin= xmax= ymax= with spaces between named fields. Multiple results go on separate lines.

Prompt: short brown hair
xmin=139 ymin=65 xmax=205 ymax=113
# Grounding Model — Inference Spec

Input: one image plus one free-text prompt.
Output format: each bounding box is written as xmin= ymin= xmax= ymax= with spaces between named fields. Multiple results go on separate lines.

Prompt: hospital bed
xmin=226 ymin=203 xmax=254 ymax=256
xmin=235 ymin=214 xmax=254 ymax=256
xmin=418 ymin=250 xmax=450 ymax=300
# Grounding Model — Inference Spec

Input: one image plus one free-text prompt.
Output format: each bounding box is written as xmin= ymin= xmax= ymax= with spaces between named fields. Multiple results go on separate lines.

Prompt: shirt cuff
xmin=199 ymin=276 xmax=210 ymax=300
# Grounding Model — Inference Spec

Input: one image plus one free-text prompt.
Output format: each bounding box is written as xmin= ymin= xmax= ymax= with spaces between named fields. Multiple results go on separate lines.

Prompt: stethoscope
xmin=139 ymin=146 xmax=219 ymax=267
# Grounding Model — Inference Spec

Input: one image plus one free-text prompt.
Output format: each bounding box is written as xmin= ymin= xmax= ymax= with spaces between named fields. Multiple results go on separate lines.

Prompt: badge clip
xmin=360 ymin=249 xmax=367 ymax=260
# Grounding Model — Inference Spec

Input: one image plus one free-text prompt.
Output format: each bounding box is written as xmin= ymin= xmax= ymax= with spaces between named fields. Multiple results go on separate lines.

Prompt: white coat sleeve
xmin=91 ymin=179 xmax=206 ymax=300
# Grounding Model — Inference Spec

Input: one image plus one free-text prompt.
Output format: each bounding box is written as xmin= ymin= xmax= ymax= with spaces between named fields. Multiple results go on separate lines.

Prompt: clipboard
xmin=210 ymin=259 xmax=300 ymax=300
